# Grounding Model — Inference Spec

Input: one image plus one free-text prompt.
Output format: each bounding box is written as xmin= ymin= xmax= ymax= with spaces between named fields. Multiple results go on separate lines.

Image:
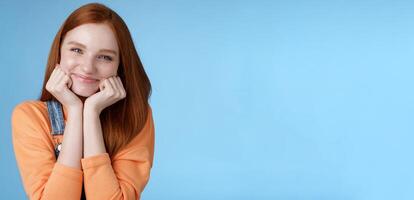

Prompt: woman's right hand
xmin=46 ymin=64 xmax=82 ymax=109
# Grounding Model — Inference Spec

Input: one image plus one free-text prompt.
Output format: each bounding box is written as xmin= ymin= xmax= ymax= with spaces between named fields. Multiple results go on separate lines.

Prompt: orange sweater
xmin=11 ymin=100 xmax=155 ymax=200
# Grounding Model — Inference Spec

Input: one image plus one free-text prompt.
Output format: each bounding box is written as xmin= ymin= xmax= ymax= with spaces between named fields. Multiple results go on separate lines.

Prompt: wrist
xmin=67 ymin=104 xmax=83 ymax=113
xmin=84 ymin=104 xmax=101 ymax=116
xmin=66 ymin=106 xmax=83 ymax=118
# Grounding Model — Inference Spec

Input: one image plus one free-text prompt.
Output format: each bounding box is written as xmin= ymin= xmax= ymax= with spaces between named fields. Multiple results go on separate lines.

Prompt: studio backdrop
xmin=1 ymin=0 xmax=414 ymax=199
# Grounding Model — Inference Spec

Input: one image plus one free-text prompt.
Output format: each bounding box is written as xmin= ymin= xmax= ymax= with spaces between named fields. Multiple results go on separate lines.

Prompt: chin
xmin=71 ymin=86 xmax=98 ymax=97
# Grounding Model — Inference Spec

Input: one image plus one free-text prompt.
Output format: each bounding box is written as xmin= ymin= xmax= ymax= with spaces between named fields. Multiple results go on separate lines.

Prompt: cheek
xmin=60 ymin=53 xmax=79 ymax=73
xmin=98 ymin=63 xmax=119 ymax=78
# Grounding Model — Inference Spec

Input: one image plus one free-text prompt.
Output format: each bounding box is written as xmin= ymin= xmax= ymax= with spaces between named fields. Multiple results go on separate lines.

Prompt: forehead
xmin=63 ymin=23 xmax=119 ymax=52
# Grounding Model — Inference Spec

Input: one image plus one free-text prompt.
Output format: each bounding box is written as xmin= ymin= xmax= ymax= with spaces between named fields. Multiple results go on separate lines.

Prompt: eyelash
xmin=70 ymin=48 xmax=83 ymax=54
xmin=97 ymin=55 xmax=113 ymax=61
xmin=70 ymin=48 xmax=113 ymax=61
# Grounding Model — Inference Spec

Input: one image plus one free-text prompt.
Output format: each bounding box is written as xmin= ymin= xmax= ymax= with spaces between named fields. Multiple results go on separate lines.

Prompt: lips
xmin=73 ymin=73 xmax=99 ymax=83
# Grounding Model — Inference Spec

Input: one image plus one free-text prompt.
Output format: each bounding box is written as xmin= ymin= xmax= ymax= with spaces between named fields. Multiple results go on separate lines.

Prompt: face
xmin=60 ymin=23 xmax=120 ymax=97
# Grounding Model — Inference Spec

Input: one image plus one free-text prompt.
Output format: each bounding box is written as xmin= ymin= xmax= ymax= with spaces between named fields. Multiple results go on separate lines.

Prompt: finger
xmin=66 ymin=74 xmax=73 ymax=88
xmin=49 ymin=66 xmax=64 ymax=87
xmin=55 ymin=65 xmax=62 ymax=73
xmin=109 ymin=77 xmax=121 ymax=94
xmin=56 ymin=68 xmax=71 ymax=89
xmin=53 ymin=64 xmax=60 ymax=73
xmin=116 ymin=77 xmax=126 ymax=97
xmin=115 ymin=76 xmax=123 ymax=89
xmin=55 ymin=66 xmax=62 ymax=76
xmin=51 ymin=64 xmax=62 ymax=78
xmin=103 ymin=79 xmax=114 ymax=93
xmin=99 ymin=79 xmax=106 ymax=91
xmin=49 ymin=68 xmax=58 ymax=83
xmin=112 ymin=76 xmax=123 ymax=95
xmin=107 ymin=77 xmax=117 ymax=94
xmin=59 ymin=75 xmax=71 ymax=89
xmin=55 ymin=69 xmax=65 ymax=85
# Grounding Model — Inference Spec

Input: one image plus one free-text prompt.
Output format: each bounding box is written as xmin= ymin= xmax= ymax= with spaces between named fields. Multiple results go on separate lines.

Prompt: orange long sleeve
xmin=81 ymin=105 xmax=155 ymax=200
xmin=11 ymin=101 xmax=155 ymax=200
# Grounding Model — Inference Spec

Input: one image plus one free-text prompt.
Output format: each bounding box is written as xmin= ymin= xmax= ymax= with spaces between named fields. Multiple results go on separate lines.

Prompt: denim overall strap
xmin=46 ymin=100 xmax=65 ymax=158
xmin=46 ymin=100 xmax=87 ymax=199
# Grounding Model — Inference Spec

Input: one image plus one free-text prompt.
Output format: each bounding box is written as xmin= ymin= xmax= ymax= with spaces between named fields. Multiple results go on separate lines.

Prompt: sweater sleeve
xmin=11 ymin=102 xmax=83 ymax=200
xmin=81 ymin=107 xmax=155 ymax=200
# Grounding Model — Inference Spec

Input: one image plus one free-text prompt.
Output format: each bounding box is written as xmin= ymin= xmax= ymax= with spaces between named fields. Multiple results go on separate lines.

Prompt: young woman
xmin=11 ymin=3 xmax=154 ymax=200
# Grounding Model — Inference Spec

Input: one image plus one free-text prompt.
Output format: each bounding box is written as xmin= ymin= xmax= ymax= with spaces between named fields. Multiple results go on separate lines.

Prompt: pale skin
xmin=45 ymin=23 xmax=126 ymax=169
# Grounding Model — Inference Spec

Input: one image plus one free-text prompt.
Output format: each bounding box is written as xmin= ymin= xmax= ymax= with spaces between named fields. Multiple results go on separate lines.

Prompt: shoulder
xmin=13 ymin=100 xmax=47 ymax=111
xmin=11 ymin=100 xmax=50 ymax=134
xmin=12 ymin=100 xmax=48 ymax=120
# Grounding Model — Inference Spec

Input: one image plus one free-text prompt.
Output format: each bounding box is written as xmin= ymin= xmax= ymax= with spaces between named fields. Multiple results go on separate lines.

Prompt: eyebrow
xmin=67 ymin=41 xmax=118 ymax=55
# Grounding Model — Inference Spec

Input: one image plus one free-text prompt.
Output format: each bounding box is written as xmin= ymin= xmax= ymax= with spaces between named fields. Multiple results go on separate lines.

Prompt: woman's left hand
xmin=84 ymin=76 xmax=126 ymax=114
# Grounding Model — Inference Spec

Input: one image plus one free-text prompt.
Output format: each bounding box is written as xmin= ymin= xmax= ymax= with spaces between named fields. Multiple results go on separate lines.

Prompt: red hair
xmin=39 ymin=3 xmax=152 ymax=157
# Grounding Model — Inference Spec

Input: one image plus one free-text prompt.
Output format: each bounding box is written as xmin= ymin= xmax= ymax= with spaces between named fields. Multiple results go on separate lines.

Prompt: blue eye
xmin=70 ymin=48 xmax=82 ymax=54
xmin=98 ymin=55 xmax=113 ymax=61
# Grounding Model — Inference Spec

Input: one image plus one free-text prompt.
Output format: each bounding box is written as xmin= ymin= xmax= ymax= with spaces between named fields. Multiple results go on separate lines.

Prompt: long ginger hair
xmin=39 ymin=3 xmax=152 ymax=157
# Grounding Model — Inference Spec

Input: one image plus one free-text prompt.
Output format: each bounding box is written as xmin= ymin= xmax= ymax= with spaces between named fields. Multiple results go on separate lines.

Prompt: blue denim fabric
xmin=46 ymin=100 xmax=86 ymax=200
xmin=46 ymin=100 xmax=64 ymax=158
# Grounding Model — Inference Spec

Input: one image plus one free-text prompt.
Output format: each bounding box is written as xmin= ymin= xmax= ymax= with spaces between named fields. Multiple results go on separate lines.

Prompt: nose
xmin=80 ymin=56 xmax=96 ymax=74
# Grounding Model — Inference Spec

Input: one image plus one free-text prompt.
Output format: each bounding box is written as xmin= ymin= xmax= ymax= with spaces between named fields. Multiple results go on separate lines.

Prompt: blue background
xmin=1 ymin=0 xmax=414 ymax=199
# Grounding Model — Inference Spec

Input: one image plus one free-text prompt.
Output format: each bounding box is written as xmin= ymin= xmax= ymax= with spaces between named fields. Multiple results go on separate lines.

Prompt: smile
xmin=73 ymin=74 xmax=99 ymax=83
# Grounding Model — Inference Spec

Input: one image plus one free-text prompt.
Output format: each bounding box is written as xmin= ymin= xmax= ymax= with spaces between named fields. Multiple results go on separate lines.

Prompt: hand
xmin=45 ymin=64 xmax=82 ymax=109
xmin=84 ymin=76 xmax=126 ymax=114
